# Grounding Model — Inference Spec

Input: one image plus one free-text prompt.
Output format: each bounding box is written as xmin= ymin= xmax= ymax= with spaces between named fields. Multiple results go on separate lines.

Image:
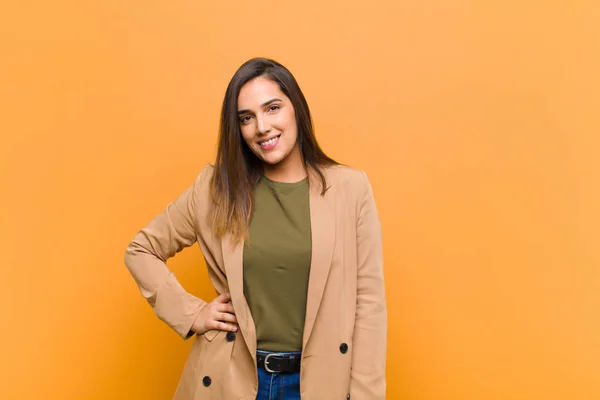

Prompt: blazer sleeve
xmin=123 ymin=166 xmax=211 ymax=340
xmin=350 ymin=171 xmax=388 ymax=399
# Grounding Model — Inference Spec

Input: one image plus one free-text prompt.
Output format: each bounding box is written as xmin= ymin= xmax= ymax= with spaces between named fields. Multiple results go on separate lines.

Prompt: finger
xmin=217 ymin=312 xmax=238 ymax=324
xmin=215 ymin=292 xmax=232 ymax=303
xmin=215 ymin=321 xmax=238 ymax=332
xmin=217 ymin=303 xmax=235 ymax=314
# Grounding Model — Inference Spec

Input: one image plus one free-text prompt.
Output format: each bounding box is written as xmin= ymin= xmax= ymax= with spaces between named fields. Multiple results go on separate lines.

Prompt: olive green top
xmin=243 ymin=175 xmax=312 ymax=352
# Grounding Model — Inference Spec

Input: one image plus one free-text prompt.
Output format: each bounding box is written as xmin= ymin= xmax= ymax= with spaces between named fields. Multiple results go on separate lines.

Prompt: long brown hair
xmin=210 ymin=57 xmax=337 ymax=242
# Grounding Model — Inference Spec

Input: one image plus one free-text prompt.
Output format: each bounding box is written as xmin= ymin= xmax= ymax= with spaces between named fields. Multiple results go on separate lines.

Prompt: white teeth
xmin=260 ymin=136 xmax=278 ymax=147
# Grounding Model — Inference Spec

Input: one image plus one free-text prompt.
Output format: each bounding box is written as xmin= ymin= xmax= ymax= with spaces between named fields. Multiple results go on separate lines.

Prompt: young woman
xmin=124 ymin=57 xmax=387 ymax=400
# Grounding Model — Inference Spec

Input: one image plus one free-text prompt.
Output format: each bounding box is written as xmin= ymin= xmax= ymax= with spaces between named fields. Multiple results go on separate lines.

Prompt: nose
xmin=256 ymin=115 xmax=271 ymax=135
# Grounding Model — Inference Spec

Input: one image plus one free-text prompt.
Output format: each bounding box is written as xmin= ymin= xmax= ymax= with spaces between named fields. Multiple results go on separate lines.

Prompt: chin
xmin=261 ymin=157 xmax=283 ymax=166
xmin=253 ymin=150 xmax=282 ymax=165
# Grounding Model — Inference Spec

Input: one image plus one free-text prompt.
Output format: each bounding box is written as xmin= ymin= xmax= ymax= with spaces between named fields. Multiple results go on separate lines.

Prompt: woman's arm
xmin=123 ymin=167 xmax=210 ymax=339
xmin=350 ymin=171 xmax=388 ymax=398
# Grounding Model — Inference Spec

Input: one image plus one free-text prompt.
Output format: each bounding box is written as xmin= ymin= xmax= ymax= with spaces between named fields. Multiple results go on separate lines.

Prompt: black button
xmin=347 ymin=395 xmax=351 ymax=400
xmin=339 ymin=343 xmax=349 ymax=354
xmin=202 ymin=376 xmax=211 ymax=387
xmin=226 ymin=331 xmax=236 ymax=342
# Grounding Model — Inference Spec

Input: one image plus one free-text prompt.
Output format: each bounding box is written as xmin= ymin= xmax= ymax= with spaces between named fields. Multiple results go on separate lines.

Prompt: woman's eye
xmin=268 ymin=105 xmax=280 ymax=112
xmin=240 ymin=115 xmax=252 ymax=124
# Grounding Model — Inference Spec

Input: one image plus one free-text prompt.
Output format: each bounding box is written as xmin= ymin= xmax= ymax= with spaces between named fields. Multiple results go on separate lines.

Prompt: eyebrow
xmin=237 ymin=98 xmax=282 ymax=115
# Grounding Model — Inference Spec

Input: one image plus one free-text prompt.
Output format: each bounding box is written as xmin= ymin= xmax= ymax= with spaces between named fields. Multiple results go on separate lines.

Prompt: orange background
xmin=1 ymin=1 xmax=599 ymax=399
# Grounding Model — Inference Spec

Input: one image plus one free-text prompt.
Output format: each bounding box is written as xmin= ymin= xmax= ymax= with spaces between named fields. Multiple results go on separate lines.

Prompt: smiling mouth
xmin=259 ymin=134 xmax=281 ymax=147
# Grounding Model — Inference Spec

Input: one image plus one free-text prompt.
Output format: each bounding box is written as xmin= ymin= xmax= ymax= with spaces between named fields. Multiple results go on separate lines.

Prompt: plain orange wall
xmin=1 ymin=1 xmax=599 ymax=399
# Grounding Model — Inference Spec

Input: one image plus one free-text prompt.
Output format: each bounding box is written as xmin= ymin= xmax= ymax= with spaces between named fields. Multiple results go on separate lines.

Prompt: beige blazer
xmin=124 ymin=164 xmax=387 ymax=399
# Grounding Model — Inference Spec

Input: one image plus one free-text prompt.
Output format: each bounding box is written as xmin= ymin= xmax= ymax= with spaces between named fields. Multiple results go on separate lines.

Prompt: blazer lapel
xmin=302 ymin=169 xmax=336 ymax=349
xmin=221 ymin=234 xmax=257 ymax=361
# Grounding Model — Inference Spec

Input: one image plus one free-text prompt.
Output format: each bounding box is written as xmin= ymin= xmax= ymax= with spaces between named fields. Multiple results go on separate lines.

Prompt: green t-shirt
xmin=243 ymin=175 xmax=312 ymax=352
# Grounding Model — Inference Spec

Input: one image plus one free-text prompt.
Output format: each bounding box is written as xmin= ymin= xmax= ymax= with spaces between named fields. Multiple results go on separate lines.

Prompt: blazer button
xmin=347 ymin=394 xmax=351 ymax=399
xmin=202 ymin=376 xmax=211 ymax=387
xmin=339 ymin=343 xmax=349 ymax=354
xmin=226 ymin=331 xmax=236 ymax=342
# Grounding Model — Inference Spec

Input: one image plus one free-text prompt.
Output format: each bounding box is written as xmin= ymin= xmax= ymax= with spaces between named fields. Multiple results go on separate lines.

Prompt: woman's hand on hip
xmin=192 ymin=292 xmax=238 ymax=335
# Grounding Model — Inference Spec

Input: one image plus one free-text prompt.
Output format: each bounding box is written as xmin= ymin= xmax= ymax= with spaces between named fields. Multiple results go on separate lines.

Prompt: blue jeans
xmin=256 ymin=350 xmax=301 ymax=400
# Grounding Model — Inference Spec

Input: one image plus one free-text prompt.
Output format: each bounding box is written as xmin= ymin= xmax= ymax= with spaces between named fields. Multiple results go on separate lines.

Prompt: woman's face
xmin=237 ymin=76 xmax=300 ymax=169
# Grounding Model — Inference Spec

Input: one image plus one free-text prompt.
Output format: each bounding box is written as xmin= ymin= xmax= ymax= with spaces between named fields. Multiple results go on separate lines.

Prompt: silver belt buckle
xmin=264 ymin=353 xmax=286 ymax=373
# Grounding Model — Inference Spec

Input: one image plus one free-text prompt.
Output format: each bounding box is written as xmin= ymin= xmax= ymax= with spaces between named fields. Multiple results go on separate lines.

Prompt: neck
xmin=263 ymin=146 xmax=307 ymax=183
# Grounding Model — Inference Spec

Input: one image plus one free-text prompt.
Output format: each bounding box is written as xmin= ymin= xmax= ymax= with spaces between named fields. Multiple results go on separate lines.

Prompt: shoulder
xmin=320 ymin=164 xmax=372 ymax=199
xmin=323 ymin=164 xmax=367 ymax=184
xmin=190 ymin=164 xmax=215 ymax=197
xmin=196 ymin=164 xmax=215 ymax=183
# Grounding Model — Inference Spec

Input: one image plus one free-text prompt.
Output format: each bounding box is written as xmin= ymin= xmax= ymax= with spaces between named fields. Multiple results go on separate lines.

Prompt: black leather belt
xmin=257 ymin=352 xmax=301 ymax=373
